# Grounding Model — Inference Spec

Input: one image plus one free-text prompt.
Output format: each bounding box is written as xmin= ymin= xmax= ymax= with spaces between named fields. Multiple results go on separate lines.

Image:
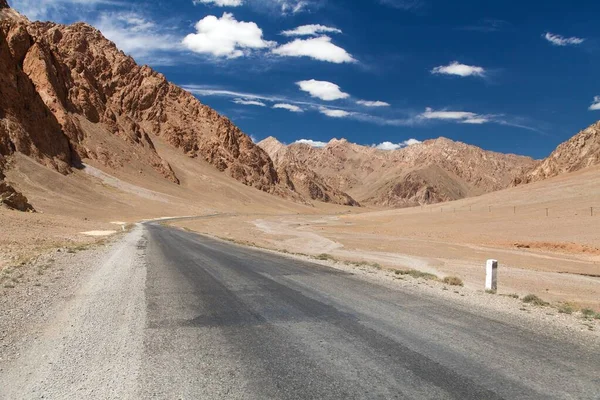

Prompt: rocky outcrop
xmin=516 ymin=121 xmax=600 ymax=184
xmin=0 ymin=179 xmax=34 ymax=211
xmin=258 ymin=137 xmax=359 ymax=206
xmin=0 ymin=163 xmax=33 ymax=211
xmin=265 ymin=137 xmax=536 ymax=207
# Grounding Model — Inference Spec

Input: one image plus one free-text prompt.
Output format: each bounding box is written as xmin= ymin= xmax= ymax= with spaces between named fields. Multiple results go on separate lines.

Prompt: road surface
xmin=1 ymin=223 xmax=598 ymax=399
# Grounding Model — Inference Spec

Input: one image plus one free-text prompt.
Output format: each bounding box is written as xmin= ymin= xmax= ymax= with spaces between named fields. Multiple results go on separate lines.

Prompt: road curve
xmin=1 ymin=223 xmax=599 ymax=399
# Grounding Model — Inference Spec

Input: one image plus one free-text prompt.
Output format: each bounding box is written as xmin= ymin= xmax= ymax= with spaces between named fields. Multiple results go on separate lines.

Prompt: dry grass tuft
xmin=442 ymin=276 xmax=464 ymax=286
xmin=522 ymin=294 xmax=549 ymax=306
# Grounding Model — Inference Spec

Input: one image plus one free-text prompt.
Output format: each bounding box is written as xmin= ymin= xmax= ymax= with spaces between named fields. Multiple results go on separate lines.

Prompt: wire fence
xmin=418 ymin=205 xmax=599 ymax=217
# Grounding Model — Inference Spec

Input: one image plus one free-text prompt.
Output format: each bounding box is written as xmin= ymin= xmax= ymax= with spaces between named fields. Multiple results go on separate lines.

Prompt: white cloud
xmin=278 ymin=0 xmax=309 ymax=14
xmin=431 ymin=61 xmax=485 ymax=77
xmin=589 ymin=96 xmax=600 ymax=111
xmin=273 ymin=36 xmax=355 ymax=63
xmin=296 ymin=79 xmax=349 ymax=101
xmin=193 ymin=0 xmax=243 ymax=6
xmin=544 ymin=32 xmax=585 ymax=46
xmin=281 ymin=24 xmax=342 ymax=36
xmin=356 ymin=100 xmax=390 ymax=107
xmin=294 ymin=139 xmax=328 ymax=147
xmin=419 ymin=107 xmax=489 ymax=124
xmin=182 ymin=13 xmax=275 ymax=58
xmin=11 ymin=0 xmax=120 ymax=21
xmin=319 ymin=107 xmax=351 ymax=118
xmin=373 ymin=139 xmax=421 ymax=150
xmin=461 ymin=117 xmax=488 ymax=124
xmin=182 ymin=85 xmax=279 ymax=102
xmin=273 ymin=103 xmax=303 ymax=112
xmin=94 ymin=12 xmax=180 ymax=63
xmin=232 ymin=98 xmax=266 ymax=106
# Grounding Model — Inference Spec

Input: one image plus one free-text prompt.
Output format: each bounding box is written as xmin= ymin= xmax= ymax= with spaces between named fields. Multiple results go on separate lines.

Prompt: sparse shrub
xmin=396 ymin=269 xmax=438 ymax=280
xmin=595 ymin=313 xmax=600 ymax=320
xmin=442 ymin=276 xmax=463 ymax=286
xmin=558 ymin=303 xmax=575 ymax=314
xmin=505 ymin=293 xmax=519 ymax=299
xmin=485 ymin=289 xmax=496 ymax=294
xmin=315 ymin=253 xmax=333 ymax=261
xmin=522 ymin=294 xmax=549 ymax=306
xmin=581 ymin=308 xmax=596 ymax=318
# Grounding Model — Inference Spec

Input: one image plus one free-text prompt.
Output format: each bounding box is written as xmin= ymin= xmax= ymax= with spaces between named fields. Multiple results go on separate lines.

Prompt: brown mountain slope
xmin=264 ymin=137 xmax=537 ymax=207
xmin=517 ymin=120 xmax=600 ymax=184
xmin=260 ymin=138 xmax=359 ymax=206
xmin=0 ymin=4 xmax=284 ymax=208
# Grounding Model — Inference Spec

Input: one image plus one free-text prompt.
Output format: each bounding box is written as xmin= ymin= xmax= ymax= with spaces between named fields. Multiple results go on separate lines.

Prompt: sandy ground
xmin=173 ymin=166 xmax=600 ymax=311
xmin=2 ymin=142 xmax=599 ymax=315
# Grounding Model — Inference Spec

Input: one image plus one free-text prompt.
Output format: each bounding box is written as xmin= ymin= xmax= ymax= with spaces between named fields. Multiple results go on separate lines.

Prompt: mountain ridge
xmin=260 ymin=136 xmax=538 ymax=207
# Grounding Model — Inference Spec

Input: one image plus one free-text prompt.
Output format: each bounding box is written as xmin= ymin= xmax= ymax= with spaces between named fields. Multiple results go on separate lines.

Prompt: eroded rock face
xmin=262 ymin=136 xmax=537 ymax=207
xmin=258 ymin=137 xmax=359 ymax=206
xmin=0 ymin=165 xmax=33 ymax=211
xmin=0 ymin=5 xmax=281 ymax=205
xmin=517 ymin=121 xmax=600 ymax=184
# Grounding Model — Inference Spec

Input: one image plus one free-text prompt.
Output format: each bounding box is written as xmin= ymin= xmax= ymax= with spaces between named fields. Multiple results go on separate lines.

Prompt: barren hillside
xmin=261 ymin=136 xmax=537 ymax=207
xmin=517 ymin=120 xmax=600 ymax=184
xmin=0 ymin=2 xmax=303 ymax=210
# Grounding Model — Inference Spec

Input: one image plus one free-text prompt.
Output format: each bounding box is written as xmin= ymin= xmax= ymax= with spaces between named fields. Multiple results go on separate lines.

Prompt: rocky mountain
xmin=516 ymin=121 xmax=600 ymax=184
xmin=262 ymin=137 xmax=537 ymax=207
xmin=0 ymin=2 xmax=289 ymax=210
xmin=259 ymin=138 xmax=359 ymax=206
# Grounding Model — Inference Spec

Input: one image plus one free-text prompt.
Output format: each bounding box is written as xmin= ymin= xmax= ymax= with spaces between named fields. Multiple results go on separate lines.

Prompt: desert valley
xmin=1 ymin=0 xmax=598 ymax=309
xmin=1 ymin=0 xmax=599 ymax=398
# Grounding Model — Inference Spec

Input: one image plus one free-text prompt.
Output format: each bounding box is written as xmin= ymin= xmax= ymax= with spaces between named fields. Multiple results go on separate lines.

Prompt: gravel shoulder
xmin=0 ymin=225 xmax=147 ymax=399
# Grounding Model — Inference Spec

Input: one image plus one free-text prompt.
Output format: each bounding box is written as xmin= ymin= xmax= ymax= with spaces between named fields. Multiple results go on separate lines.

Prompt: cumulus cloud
xmin=319 ymin=107 xmax=352 ymax=118
xmin=281 ymin=24 xmax=342 ymax=36
xmin=544 ymin=32 xmax=585 ymax=46
xmin=193 ymin=0 xmax=243 ymax=6
xmin=293 ymin=139 xmax=328 ymax=147
xmin=356 ymin=100 xmax=390 ymax=107
xmin=589 ymin=96 xmax=600 ymax=111
xmin=431 ymin=61 xmax=485 ymax=77
xmin=373 ymin=139 xmax=421 ymax=150
xmin=232 ymin=98 xmax=266 ymax=106
xmin=296 ymin=79 xmax=349 ymax=101
xmin=182 ymin=13 xmax=275 ymax=58
xmin=419 ymin=107 xmax=490 ymax=124
xmin=272 ymin=36 xmax=355 ymax=63
xmin=273 ymin=103 xmax=304 ymax=112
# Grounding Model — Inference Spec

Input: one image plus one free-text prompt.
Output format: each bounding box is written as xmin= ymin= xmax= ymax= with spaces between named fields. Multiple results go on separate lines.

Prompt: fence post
xmin=486 ymin=259 xmax=498 ymax=291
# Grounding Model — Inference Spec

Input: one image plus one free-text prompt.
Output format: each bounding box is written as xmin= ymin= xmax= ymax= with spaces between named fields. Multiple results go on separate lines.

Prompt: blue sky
xmin=9 ymin=0 xmax=600 ymax=158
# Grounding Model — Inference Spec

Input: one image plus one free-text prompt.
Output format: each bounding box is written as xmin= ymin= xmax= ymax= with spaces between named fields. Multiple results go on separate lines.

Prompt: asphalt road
xmin=140 ymin=223 xmax=599 ymax=399
xmin=1 ymin=223 xmax=598 ymax=399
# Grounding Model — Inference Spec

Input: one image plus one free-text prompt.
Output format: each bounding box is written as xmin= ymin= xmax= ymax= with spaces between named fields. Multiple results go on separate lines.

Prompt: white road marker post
xmin=485 ymin=259 xmax=498 ymax=291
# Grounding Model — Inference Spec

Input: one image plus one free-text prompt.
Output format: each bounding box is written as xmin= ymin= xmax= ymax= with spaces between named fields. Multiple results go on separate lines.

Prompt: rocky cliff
xmin=258 ymin=137 xmax=359 ymax=206
xmin=516 ymin=121 xmax=600 ymax=184
xmin=0 ymin=4 xmax=281 ymax=210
